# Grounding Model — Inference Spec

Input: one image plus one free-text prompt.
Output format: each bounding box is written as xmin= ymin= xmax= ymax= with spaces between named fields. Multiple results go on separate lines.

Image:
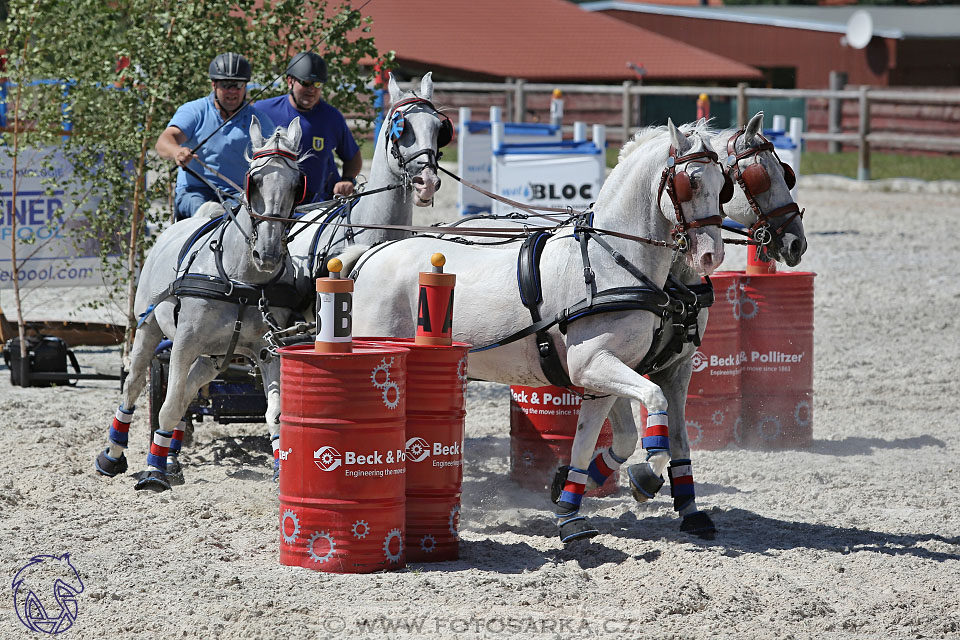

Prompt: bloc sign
xmin=491 ymin=144 xmax=604 ymax=216
xmin=315 ymin=276 xmax=354 ymax=352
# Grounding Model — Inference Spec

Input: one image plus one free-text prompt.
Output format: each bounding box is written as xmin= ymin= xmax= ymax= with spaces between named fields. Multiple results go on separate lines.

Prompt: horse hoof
xmin=134 ymin=470 xmax=172 ymax=492
xmin=680 ymin=511 xmax=717 ymax=540
xmin=627 ymin=462 xmax=664 ymax=503
xmin=558 ymin=515 xmax=600 ymax=544
xmin=550 ymin=465 xmax=570 ymax=504
xmin=166 ymin=460 xmax=185 ymax=487
xmin=95 ymin=449 xmax=128 ymax=477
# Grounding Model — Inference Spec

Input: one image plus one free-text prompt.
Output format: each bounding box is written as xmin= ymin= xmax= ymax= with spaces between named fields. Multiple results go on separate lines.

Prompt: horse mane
xmin=618 ymin=119 xmax=717 ymax=164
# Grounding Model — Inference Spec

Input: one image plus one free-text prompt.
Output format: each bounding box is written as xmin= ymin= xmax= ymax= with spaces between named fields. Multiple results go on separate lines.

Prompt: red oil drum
xmin=684 ymin=272 xmax=742 ymax=449
xmin=509 ymin=385 xmax=619 ymax=496
xmin=738 ymin=271 xmax=815 ymax=449
xmin=357 ymin=338 xmax=469 ymax=563
xmin=278 ymin=343 xmax=408 ymax=573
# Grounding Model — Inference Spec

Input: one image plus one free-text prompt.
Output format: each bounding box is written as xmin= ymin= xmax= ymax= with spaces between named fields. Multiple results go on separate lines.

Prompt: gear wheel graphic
xmin=732 ymin=416 xmax=744 ymax=444
xmin=370 ymin=358 xmax=394 ymax=389
xmin=281 ymin=509 xmax=300 ymax=545
xmin=712 ymin=409 xmax=725 ymax=426
xmin=420 ymin=534 xmax=437 ymax=553
xmin=456 ymin=357 xmax=469 ymax=386
xmin=320 ymin=450 xmax=336 ymax=467
xmin=307 ymin=530 xmax=335 ymax=563
xmin=794 ymin=400 xmax=812 ymax=428
xmin=382 ymin=381 xmax=400 ymax=409
xmin=383 ymin=528 xmax=403 ymax=563
xmin=757 ymin=416 xmax=783 ymax=441
xmin=725 ymin=282 xmax=739 ymax=305
xmin=739 ymin=295 xmax=759 ymax=320
xmin=448 ymin=504 xmax=461 ymax=538
xmin=352 ymin=520 xmax=369 ymax=540
xmin=686 ymin=420 xmax=703 ymax=446
xmin=409 ymin=441 xmax=426 ymax=459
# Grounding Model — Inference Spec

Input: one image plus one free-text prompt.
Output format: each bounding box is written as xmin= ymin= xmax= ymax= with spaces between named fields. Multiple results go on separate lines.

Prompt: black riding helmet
xmin=209 ymin=53 xmax=252 ymax=81
xmin=286 ymin=52 xmax=327 ymax=85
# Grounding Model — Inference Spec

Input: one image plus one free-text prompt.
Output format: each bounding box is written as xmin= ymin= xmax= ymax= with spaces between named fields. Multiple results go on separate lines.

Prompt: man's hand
xmin=174 ymin=147 xmax=197 ymax=168
xmin=332 ymin=180 xmax=355 ymax=197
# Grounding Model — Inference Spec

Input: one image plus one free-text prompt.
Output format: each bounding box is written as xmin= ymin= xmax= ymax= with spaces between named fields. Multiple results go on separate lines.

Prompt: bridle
xmin=657 ymin=144 xmax=725 ymax=253
xmin=724 ymin=128 xmax=804 ymax=252
xmin=385 ymin=96 xmax=452 ymax=182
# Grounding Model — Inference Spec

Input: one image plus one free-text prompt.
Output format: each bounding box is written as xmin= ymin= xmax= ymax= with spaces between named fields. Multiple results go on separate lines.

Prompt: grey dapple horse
xmin=287 ymin=72 xmax=448 ymax=294
xmin=347 ymin=120 xmax=728 ymax=543
xmin=598 ymin=113 xmax=807 ymax=537
xmin=94 ymin=116 xmax=305 ymax=491
xmin=421 ymin=113 xmax=806 ymax=541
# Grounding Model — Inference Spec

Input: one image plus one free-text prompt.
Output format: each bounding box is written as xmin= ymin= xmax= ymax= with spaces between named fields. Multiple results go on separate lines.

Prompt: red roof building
xmin=348 ymin=0 xmax=761 ymax=84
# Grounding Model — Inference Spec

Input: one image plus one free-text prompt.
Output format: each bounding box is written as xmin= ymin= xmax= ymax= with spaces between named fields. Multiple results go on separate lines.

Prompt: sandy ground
xmin=1 ymin=169 xmax=960 ymax=639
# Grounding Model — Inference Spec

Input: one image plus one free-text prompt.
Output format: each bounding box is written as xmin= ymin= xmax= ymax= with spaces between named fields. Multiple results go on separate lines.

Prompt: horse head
xmin=384 ymin=72 xmax=449 ymax=206
xmin=718 ymin=112 xmax=807 ymax=266
xmin=245 ymin=115 xmax=304 ymax=273
xmin=662 ymin=119 xmax=726 ymax=276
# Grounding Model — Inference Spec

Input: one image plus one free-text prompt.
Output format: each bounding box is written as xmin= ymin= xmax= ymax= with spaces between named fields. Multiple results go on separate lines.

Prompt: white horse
xmin=600 ymin=112 xmax=807 ymax=538
xmin=94 ymin=116 xmax=305 ymax=491
xmin=348 ymin=120 xmax=727 ymax=543
xmin=286 ymin=72 xmax=448 ymax=293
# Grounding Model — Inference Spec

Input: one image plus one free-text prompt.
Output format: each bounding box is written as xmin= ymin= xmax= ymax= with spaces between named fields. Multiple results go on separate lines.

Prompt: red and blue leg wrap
xmin=109 ymin=405 xmax=134 ymax=448
xmin=642 ymin=411 xmax=669 ymax=452
xmin=587 ymin=448 xmax=627 ymax=487
xmin=668 ymin=458 xmax=696 ymax=513
xmin=147 ymin=430 xmax=172 ymax=472
xmin=555 ymin=467 xmax=589 ymax=517
xmin=168 ymin=422 xmax=185 ymax=458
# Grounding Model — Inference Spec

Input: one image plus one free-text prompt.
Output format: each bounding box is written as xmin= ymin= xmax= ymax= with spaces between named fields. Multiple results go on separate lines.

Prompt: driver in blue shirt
xmin=255 ymin=52 xmax=361 ymax=204
xmin=156 ymin=52 xmax=275 ymax=219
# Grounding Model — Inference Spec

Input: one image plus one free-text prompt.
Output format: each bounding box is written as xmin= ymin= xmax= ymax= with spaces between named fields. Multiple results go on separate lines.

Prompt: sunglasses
xmin=295 ymin=78 xmax=323 ymax=89
xmin=216 ymin=80 xmax=246 ymax=90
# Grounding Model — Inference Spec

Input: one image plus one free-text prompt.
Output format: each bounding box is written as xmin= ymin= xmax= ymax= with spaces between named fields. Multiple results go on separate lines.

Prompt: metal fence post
xmin=737 ymin=83 xmax=748 ymax=128
xmin=858 ymin=86 xmax=871 ymax=181
xmin=514 ymin=78 xmax=526 ymax=123
xmin=621 ymin=80 xmax=633 ymax=143
xmin=829 ymin=71 xmax=848 ymax=154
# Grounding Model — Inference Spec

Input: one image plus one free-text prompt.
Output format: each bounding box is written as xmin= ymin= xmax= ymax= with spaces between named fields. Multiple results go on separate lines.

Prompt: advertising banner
xmin=491 ymin=145 xmax=604 ymax=215
xmin=0 ymin=145 xmax=112 ymax=289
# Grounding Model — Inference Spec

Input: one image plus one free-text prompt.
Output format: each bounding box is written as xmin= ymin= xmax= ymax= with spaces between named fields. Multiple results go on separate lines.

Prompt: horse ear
xmin=287 ymin=116 xmax=303 ymax=149
xmin=745 ymin=111 xmax=764 ymax=144
xmin=250 ymin=115 xmax=265 ymax=149
xmin=419 ymin=72 xmax=434 ymax=101
xmin=388 ymin=73 xmax=402 ymax=103
xmin=668 ymin=118 xmax=690 ymax=155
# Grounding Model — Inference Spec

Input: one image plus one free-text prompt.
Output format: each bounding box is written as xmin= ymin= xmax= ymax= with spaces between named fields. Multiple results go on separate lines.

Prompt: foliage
xmin=2 ymin=0 xmax=392 ymax=349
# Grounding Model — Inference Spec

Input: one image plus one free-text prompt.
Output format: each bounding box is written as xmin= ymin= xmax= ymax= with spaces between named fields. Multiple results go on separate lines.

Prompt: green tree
xmin=4 ymin=0 xmax=391 ymax=359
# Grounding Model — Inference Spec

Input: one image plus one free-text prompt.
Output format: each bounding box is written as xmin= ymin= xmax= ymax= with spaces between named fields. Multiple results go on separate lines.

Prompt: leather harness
xmin=477 ymin=226 xmax=715 ymax=386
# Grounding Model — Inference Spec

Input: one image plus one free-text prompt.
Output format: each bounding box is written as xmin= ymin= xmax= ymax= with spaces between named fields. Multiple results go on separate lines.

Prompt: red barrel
xmin=738 ymin=272 xmax=815 ymax=449
xmin=509 ymin=385 xmax=619 ymax=496
xmin=358 ymin=338 xmax=469 ymax=563
xmin=684 ymin=272 xmax=742 ymax=449
xmin=278 ymin=343 xmax=408 ymax=573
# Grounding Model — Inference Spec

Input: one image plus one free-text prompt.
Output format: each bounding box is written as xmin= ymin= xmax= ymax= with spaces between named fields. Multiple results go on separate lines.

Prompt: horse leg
xmin=648 ymin=357 xmax=716 ymax=539
xmin=552 ymin=395 xmax=617 ymax=543
xmin=94 ymin=318 xmax=164 ymax=477
xmin=256 ymin=355 xmax=283 ymax=481
xmin=135 ymin=346 xmax=220 ymax=492
xmin=550 ymin=396 xmax=638 ymax=503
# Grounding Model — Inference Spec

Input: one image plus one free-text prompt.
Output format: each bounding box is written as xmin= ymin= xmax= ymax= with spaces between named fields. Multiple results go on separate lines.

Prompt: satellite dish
xmin=846 ymin=10 xmax=873 ymax=49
